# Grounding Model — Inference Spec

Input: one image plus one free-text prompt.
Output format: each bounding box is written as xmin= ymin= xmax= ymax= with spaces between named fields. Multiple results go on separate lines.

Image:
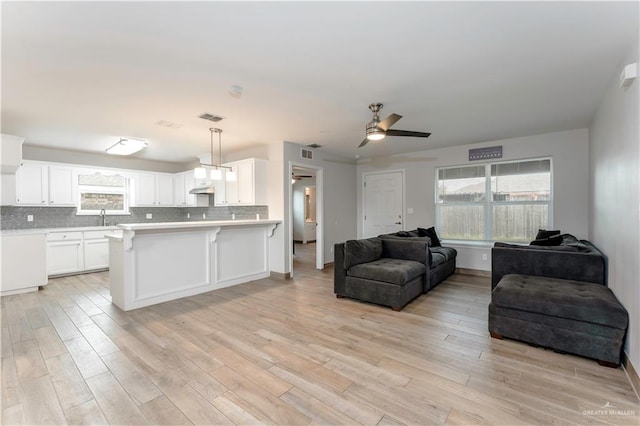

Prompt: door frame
xmin=288 ymin=162 xmax=324 ymax=275
xmin=361 ymin=169 xmax=406 ymax=238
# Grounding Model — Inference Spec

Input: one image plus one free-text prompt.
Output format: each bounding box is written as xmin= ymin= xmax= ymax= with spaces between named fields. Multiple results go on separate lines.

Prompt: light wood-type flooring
xmin=2 ymin=248 xmax=639 ymax=425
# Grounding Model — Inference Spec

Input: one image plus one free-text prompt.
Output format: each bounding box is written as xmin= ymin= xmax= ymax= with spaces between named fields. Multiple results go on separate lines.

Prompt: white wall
xmin=267 ymin=142 xmax=286 ymax=274
xmin=357 ymin=128 xmax=590 ymax=270
xmin=283 ymin=142 xmax=357 ymax=270
xmin=589 ymin=43 xmax=639 ymax=374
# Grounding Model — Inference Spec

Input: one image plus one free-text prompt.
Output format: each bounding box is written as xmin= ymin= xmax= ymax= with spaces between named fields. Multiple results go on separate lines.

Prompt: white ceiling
xmin=2 ymin=2 xmax=638 ymax=163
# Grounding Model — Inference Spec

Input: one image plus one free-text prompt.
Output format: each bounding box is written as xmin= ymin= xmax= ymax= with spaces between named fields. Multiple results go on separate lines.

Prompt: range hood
xmin=189 ymin=185 xmax=215 ymax=195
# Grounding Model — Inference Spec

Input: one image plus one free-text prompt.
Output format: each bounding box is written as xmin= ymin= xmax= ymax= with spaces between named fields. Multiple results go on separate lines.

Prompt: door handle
xmin=395 ymin=222 xmax=401 ymax=225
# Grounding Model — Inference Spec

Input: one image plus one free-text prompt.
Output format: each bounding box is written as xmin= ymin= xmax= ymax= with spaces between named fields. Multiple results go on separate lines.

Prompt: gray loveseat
xmin=334 ymin=230 xmax=456 ymax=311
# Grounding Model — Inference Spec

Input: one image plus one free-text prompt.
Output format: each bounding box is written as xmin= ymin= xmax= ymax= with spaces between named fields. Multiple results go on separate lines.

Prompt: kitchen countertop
xmin=117 ymin=219 xmax=280 ymax=232
xmin=1 ymin=226 xmax=120 ymax=236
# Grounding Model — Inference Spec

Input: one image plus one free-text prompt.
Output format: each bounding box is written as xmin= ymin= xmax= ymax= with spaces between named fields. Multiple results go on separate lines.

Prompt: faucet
xmin=99 ymin=209 xmax=108 ymax=226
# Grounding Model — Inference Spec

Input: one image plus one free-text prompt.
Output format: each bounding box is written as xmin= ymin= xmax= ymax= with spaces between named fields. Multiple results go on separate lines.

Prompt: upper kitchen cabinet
xmin=15 ymin=161 xmax=75 ymax=206
xmin=174 ymin=171 xmax=208 ymax=207
xmin=133 ymin=172 xmax=174 ymax=207
xmin=217 ymin=158 xmax=267 ymax=206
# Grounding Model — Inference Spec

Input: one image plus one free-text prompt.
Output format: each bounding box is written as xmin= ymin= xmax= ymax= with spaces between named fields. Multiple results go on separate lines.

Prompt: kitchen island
xmin=108 ymin=219 xmax=280 ymax=311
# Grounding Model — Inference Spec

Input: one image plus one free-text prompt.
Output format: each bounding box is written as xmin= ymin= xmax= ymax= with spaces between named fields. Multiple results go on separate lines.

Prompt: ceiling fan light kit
xmin=358 ymin=102 xmax=431 ymax=148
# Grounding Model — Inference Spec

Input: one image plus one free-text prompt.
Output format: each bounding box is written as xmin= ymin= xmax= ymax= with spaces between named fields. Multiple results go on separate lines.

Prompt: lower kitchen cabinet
xmin=47 ymin=232 xmax=84 ymax=276
xmin=46 ymin=229 xmax=121 ymax=276
xmin=83 ymin=231 xmax=110 ymax=270
xmin=1 ymin=234 xmax=47 ymax=296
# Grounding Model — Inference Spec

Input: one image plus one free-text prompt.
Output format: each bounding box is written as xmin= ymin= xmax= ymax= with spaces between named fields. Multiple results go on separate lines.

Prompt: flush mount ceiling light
xmin=194 ymin=128 xmax=236 ymax=182
xmin=106 ymin=138 xmax=148 ymax=155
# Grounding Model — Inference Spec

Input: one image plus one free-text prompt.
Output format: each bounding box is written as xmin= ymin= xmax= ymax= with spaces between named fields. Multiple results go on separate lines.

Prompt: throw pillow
xmin=418 ymin=227 xmax=441 ymax=247
xmin=343 ymin=238 xmax=383 ymax=269
xmin=530 ymin=234 xmax=563 ymax=246
xmin=535 ymin=229 xmax=561 ymax=240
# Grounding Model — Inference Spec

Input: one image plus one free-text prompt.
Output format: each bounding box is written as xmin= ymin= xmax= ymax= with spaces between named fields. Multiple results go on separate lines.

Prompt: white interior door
xmin=363 ymin=171 xmax=404 ymax=238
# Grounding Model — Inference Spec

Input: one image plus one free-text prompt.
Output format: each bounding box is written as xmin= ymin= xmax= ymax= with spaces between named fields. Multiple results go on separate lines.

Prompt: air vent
xmin=156 ymin=120 xmax=183 ymax=129
xmin=198 ymin=113 xmax=224 ymax=122
xmin=301 ymin=148 xmax=313 ymax=160
xmin=306 ymin=143 xmax=322 ymax=149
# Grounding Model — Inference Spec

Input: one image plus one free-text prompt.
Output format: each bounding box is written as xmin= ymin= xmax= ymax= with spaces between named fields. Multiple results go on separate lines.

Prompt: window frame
xmin=75 ymin=171 xmax=131 ymax=216
xmin=435 ymin=157 xmax=553 ymax=242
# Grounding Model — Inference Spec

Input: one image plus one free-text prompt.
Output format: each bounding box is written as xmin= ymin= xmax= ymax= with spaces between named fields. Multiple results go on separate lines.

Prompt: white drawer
xmin=84 ymin=230 xmax=111 ymax=240
xmin=47 ymin=232 xmax=83 ymax=242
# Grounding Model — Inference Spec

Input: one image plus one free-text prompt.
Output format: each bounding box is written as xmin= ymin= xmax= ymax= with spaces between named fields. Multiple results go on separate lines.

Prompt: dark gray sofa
xmin=489 ymin=235 xmax=628 ymax=365
xmin=334 ymin=231 xmax=456 ymax=311
xmin=491 ymin=235 xmax=607 ymax=289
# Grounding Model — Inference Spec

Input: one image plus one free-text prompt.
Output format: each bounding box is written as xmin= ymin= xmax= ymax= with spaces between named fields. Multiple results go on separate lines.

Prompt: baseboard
xmin=455 ymin=267 xmax=491 ymax=278
xmin=622 ymin=351 xmax=640 ymax=399
xmin=270 ymin=271 xmax=291 ymax=280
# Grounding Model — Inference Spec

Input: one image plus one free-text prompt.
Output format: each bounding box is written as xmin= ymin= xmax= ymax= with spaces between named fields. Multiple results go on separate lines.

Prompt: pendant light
xmin=193 ymin=128 xmax=235 ymax=181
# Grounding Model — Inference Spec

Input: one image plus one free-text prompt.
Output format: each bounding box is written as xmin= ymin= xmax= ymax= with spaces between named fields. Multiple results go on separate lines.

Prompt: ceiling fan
xmin=358 ymin=103 xmax=431 ymax=148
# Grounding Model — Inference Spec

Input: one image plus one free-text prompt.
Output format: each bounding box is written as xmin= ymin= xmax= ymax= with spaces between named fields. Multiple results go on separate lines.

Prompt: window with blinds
xmin=436 ymin=158 xmax=552 ymax=242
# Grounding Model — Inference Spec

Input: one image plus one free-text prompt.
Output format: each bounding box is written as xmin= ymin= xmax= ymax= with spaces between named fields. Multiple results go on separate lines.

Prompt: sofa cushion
xmin=418 ymin=227 xmax=441 ymax=247
xmin=347 ymin=258 xmax=425 ymax=286
xmin=492 ymin=274 xmax=628 ymax=329
xmin=430 ymin=247 xmax=457 ymax=263
xmin=535 ymin=229 xmax=561 ymax=239
xmin=431 ymin=252 xmax=446 ymax=267
xmin=344 ymin=238 xmax=383 ymax=269
xmin=530 ymin=234 xmax=563 ymax=246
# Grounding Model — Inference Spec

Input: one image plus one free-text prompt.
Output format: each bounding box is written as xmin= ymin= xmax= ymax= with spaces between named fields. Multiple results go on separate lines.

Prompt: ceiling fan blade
xmin=386 ymin=129 xmax=431 ymax=138
xmin=358 ymin=138 xmax=370 ymax=148
xmin=377 ymin=113 xmax=403 ymax=131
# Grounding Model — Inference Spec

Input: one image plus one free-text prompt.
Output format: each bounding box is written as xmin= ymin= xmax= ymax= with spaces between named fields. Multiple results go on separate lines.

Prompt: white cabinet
xmin=83 ymin=230 xmax=111 ymax=271
xmin=47 ymin=232 xmax=84 ymax=276
xmin=303 ymin=222 xmax=317 ymax=243
xmin=16 ymin=162 xmax=48 ymax=205
xmin=15 ymin=162 xmax=75 ymax=206
xmin=1 ymin=234 xmax=47 ymax=296
xmin=135 ymin=173 xmax=174 ymax=206
xmin=215 ymin=158 xmax=268 ymax=206
xmin=174 ymin=171 xmax=208 ymax=207
xmin=48 ymin=166 xmax=75 ymax=205
xmin=46 ymin=229 xmax=120 ymax=276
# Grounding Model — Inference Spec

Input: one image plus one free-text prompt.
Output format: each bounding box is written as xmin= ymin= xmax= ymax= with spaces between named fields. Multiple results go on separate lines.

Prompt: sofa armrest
xmin=334 ymin=243 xmax=347 ymax=295
xmin=491 ymin=245 xmax=606 ymax=289
xmin=382 ymin=239 xmax=429 ymax=265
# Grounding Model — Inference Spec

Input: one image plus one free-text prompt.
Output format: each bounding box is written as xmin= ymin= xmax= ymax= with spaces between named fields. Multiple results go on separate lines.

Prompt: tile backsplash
xmin=0 ymin=200 xmax=268 ymax=230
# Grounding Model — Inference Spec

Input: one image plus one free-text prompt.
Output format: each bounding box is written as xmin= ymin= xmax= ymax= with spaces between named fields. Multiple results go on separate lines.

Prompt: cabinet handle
xmin=50 ymin=201 xmax=54 ymax=204
xmin=41 ymin=200 xmax=45 ymax=204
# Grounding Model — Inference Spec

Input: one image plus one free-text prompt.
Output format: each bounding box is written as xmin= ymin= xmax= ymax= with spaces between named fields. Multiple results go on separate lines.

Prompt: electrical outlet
xmin=27 ymin=215 xmax=34 ymax=222
xmin=482 ymin=253 xmax=488 ymax=261
xmin=202 ymin=213 xmax=206 ymax=219
xmin=146 ymin=213 xmax=152 ymax=219
xmin=407 ymin=208 xmax=414 ymax=214
xmin=187 ymin=213 xmax=190 ymax=218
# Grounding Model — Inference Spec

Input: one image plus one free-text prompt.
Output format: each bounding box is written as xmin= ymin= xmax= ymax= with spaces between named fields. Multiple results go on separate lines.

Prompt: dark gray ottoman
xmin=489 ymin=274 xmax=628 ymax=366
